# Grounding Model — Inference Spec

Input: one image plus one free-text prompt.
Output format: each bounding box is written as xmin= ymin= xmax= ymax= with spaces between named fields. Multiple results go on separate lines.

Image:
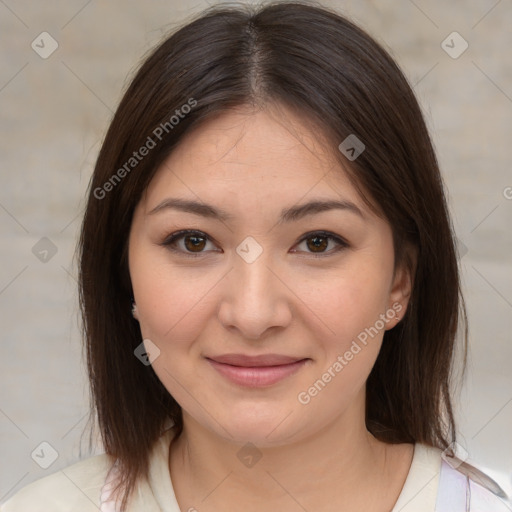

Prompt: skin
xmin=128 ymin=104 xmax=415 ymax=512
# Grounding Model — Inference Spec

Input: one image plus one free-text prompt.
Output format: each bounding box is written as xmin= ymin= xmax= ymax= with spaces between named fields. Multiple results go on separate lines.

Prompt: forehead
xmin=142 ymin=105 xmax=364 ymax=213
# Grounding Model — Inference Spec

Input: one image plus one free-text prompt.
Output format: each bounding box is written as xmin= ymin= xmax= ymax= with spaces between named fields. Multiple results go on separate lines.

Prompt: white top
xmin=1 ymin=427 xmax=508 ymax=511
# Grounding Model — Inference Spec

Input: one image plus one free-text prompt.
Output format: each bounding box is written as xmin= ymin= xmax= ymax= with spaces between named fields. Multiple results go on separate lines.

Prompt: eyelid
xmin=160 ymin=229 xmax=219 ymax=258
xmin=160 ymin=229 xmax=349 ymax=258
xmin=290 ymin=230 xmax=349 ymax=257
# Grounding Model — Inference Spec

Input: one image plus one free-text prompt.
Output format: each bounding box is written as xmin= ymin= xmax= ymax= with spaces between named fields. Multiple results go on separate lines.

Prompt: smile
xmin=205 ymin=354 xmax=309 ymax=388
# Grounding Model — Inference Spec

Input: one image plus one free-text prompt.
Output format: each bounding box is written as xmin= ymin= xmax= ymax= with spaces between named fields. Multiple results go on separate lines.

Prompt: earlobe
xmin=131 ymin=301 xmax=139 ymax=321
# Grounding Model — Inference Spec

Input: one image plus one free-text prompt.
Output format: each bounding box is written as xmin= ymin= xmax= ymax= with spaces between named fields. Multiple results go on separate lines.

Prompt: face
xmin=128 ymin=105 xmax=411 ymax=447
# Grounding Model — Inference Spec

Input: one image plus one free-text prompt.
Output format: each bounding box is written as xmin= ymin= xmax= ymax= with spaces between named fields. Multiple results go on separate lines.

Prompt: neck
xmin=169 ymin=391 xmax=413 ymax=511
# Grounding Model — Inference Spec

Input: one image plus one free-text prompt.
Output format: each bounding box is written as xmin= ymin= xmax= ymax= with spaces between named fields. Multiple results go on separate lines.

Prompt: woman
xmin=1 ymin=2 xmax=509 ymax=511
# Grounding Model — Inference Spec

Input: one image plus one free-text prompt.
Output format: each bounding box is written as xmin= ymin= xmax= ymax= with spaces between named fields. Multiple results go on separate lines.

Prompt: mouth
xmin=205 ymin=353 xmax=310 ymax=388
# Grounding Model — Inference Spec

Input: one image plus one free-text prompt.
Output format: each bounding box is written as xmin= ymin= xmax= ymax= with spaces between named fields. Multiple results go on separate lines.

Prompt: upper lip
xmin=206 ymin=353 xmax=307 ymax=367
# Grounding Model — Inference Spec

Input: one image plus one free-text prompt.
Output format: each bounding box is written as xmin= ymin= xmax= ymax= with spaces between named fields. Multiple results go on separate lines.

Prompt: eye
xmin=160 ymin=229 xmax=349 ymax=258
xmin=160 ymin=230 xmax=219 ymax=257
xmin=291 ymin=231 xmax=349 ymax=257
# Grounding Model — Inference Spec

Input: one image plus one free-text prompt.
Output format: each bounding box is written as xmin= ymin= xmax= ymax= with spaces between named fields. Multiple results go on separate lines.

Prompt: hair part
xmin=77 ymin=2 xmax=468 ymax=509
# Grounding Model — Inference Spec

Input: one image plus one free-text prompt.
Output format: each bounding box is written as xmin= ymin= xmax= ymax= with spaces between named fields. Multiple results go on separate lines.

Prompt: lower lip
xmin=207 ymin=359 xmax=308 ymax=387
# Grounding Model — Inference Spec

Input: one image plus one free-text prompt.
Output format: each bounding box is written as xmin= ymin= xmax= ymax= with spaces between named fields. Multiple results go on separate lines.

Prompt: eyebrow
xmin=147 ymin=197 xmax=365 ymax=222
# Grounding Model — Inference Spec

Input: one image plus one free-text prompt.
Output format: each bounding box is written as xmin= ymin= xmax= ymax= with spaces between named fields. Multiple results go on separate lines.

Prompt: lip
xmin=206 ymin=353 xmax=309 ymax=387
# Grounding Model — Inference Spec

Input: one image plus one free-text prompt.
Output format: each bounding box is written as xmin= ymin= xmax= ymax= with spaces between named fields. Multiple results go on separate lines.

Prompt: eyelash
xmin=159 ymin=229 xmax=349 ymax=258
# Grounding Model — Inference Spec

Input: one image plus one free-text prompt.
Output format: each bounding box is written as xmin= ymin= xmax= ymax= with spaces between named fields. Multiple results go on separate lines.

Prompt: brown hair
xmin=78 ymin=1 xmax=467 ymax=509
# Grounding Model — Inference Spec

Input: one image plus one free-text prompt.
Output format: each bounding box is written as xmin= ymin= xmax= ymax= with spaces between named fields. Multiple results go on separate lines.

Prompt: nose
xmin=217 ymin=246 xmax=293 ymax=341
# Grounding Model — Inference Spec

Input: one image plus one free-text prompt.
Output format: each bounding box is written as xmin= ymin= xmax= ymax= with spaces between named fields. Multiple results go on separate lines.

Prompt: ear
xmin=132 ymin=301 xmax=139 ymax=321
xmin=386 ymin=246 xmax=417 ymax=329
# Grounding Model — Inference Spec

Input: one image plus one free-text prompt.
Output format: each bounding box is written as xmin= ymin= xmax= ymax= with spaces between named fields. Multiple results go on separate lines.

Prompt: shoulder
xmin=392 ymin=443 xmax=443 ymax=511
xmin=437 ymin=454 xmax=511 ymax=512
xmin=0 ymin=453 xmax=114 ymax=512
xmin=393 ymin=443 xmax=511 ymax=512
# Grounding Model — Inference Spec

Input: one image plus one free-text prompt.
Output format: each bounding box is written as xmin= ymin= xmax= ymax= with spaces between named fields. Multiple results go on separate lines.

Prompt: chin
xmin=210 ymin=406 xmax=302 ymax=447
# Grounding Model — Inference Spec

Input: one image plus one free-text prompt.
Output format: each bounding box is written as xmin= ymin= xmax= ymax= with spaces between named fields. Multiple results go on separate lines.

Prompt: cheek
xmin=130 ymin=248 xmax=221 ymax=349
xmin=293 ymin=274 xmax=389 ymax=416
xmin=296 ymin=262 xmax=391 ymax=345
xmin=131 ymin=261 xmax=217 ymax=403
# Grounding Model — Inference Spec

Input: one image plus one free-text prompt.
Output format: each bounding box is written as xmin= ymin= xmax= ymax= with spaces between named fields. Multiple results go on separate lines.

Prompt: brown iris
xmin=306 ymin=235 xmax=328 ymax=253
xmin=184 ymin=235 xmax=207 ymax=252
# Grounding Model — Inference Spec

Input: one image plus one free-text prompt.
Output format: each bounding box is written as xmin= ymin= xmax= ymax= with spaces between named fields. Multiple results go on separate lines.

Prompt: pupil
xmin=308 ymin=236 xmax=327 ymax=252
xmin=186 ymin=236 xmax=205 ymax=252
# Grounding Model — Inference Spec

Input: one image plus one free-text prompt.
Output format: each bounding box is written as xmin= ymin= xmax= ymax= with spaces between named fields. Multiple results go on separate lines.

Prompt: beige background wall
xmin=1 ymin=0 xmax=511 ymax=503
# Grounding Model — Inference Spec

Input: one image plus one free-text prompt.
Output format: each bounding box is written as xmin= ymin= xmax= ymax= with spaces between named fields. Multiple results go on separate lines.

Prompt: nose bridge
xmin=218 ymin=236 xmax=291 ymax=339
xmin=234 ymin=241 xmax=278 ymax=309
